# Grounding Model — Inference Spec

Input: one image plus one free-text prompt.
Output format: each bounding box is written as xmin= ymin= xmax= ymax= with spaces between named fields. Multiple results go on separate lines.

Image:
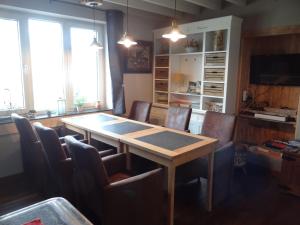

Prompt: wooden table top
xmin=62 ymin=113 xmax=218 ymax=161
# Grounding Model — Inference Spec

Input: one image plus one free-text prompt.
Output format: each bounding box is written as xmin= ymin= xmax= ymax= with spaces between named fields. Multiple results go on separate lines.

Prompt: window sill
xmin=0 ymin=108 xmax=112 ymax=125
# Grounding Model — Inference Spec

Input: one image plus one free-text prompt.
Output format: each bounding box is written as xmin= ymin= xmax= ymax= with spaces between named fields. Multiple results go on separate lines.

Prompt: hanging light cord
xmin=93 ymin=5 xmax=96 ymax=38
xmin=174 ymin=0 xmax=177 ymax=20
xmin=126 ymin=0 xmax=129 ymax=34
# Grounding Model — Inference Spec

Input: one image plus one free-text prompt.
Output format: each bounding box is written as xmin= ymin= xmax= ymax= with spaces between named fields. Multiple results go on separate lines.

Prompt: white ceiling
xmin=52 ymin=0 xmax=248 ymax=18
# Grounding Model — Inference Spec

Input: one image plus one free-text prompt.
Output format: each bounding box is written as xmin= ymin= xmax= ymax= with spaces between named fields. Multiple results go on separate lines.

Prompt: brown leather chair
xmin=11 ymin=113 xmax=53 ymax=195
xmin=128 ymin=100 xmax=152 ymax=123
xmin=176 ymin=111 xmax=236 ymax=206
xmin=64 ymin=136 xmax=164 ymax=225
xmin=33 ymin=122 xmax=115 ymax=202
xmin=165 ymin=106 xmax=192 ymax=131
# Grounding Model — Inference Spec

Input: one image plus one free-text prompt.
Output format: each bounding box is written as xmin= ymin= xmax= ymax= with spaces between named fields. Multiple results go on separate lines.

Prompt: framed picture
xmin=124 ymin=40 xmax=153 ymax=73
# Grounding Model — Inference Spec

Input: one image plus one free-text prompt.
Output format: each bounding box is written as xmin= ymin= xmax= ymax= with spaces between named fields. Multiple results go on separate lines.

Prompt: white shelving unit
xmin=152 ymin=16 xmax=242 ymax=133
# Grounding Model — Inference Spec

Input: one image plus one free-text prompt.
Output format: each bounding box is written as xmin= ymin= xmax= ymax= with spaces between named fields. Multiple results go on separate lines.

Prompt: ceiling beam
xmin=184 ymin=0 xmax=222 ymax=10
xmin=225 ymin=0 xmax=247 ymax=6
xmin=103 ymin=0 xmax=194 ymax=17
xmin=141 ymin=0 xmax=201 ymax=16
xmin=57 ymin=0 xmax=183 ymax=17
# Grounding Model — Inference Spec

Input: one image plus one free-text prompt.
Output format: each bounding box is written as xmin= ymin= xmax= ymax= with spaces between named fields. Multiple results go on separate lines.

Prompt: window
xmin=28 ymin=19 xmax=65 ymax=111
xmin=70 ymin=27 xmax=100 ymax=105
xmin=0 ymin=18 xmax=24 ymax=111
xmin=0 ymin=11 xmax=107 ymax=115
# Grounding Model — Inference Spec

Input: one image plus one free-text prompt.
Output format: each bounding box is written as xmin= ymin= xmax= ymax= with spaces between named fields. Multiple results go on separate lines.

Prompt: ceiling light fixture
xmin=90 ymin=3 xmax=103 ymax=50
xmin=162 ymin=0 xmax=186 ymax=42
xmin=80 ymin=0 xmax=103 ymax=7
xmin=117 ymin=0 xmax=137 ymax=48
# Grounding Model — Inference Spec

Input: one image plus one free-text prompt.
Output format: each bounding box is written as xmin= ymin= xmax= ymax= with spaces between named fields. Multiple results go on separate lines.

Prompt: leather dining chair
xmin=33 ymin=122 xmax=115 ymax=202
xmin=64 ymin=136 xmax=164 ymax=225
xmin=128 ymin=100 xmax=152 ymax=123
xmin=11 ymin=113 xmax=53 ymax=195
xmin=165 ymin=106 xmax=192 ymax=132
xmin=176 ymin=111 xmax=236 ymax=207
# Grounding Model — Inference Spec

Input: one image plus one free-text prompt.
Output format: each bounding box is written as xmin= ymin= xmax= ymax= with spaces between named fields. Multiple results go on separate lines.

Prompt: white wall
xmin=123 ymin=13 xmax=168 ymax=115
xmin=196 ymin=0 xmax=300 ymax=31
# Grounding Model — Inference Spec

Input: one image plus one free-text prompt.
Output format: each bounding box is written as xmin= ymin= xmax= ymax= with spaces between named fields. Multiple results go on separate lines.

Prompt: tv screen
xmin=250 ymin=54 xmax=300 ymax=86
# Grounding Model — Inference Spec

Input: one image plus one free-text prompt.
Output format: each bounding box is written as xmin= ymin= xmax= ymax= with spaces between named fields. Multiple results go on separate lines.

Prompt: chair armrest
xmin=59 ymin=134 xmax=81 ymax=144
xmin=214 ymin=141 xmax=235 ymax=172
xmin=102 ymin=153 xmax=127 ymax=176
xmin=98 ymin=149 xmax=116 ymax=158
xmin=102 ymin=168 xmax=164 ymax=225
xmin=57 ymin=158 xmax=73 ymax=178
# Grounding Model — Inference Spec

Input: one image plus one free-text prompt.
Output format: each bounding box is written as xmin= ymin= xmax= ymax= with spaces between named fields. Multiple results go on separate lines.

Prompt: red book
xmin=23 ymin=218 xmax=44 ymax=225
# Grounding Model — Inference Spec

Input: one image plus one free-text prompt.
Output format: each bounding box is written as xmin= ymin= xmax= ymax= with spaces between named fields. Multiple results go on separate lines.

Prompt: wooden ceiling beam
xmin=183 ymin=0 xmax=222 ymax=10
xmin=141 ymin=0 xmax=201 ymax=16
xmin=225 ymin=0 xmax=247 ymax=6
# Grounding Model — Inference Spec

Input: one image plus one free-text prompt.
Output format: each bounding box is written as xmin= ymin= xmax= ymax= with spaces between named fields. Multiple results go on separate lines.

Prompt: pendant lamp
xmin=90 ymin=3 xmax=103 ymax=50
xmin=118 ymin=0 xmax=137 ymax=48
xmin=162 ymin=0 xmax=186 ymax=42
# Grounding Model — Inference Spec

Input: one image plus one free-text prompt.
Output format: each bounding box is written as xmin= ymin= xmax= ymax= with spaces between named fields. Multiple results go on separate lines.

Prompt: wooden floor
xmin=1 ymin=165 xmax=299 ymax=225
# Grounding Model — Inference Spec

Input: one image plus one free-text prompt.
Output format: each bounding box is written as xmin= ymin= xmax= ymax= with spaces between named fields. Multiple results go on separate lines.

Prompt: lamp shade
xmin=90 ymin=37 xmax=103 ymax=49
xmin=118 ymin=32 xmax=137 ymax=48
xmin=162 ymin=20 xmax=186 ymax=42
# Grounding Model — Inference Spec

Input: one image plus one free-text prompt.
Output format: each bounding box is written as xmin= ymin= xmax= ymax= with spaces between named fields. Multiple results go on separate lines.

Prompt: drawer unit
xmin=155 ymin=80 xmax=168 ymax=92
xmin=205 ymin=53 xmax=226 ymax=66
xmin=155 ymin=68 xmax=169 ymax=79
xmin=203 ymin=82 xmax=224 ymax=96
xmin=204 ymin=68 xmax=225 ymax=81
xmin=155 ymin=56 xmax=169 ymax=67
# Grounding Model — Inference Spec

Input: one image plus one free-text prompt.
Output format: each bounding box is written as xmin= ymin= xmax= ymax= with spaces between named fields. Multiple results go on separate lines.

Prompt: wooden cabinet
xmin=152 ymin=16 xmax=242 ymax=133
xmin=280 ymin=151 xmax=300 ymax=196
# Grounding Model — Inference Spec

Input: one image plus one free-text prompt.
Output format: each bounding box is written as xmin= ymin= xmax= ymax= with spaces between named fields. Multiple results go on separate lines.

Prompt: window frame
xmin=0 ymin=8 xmax=107 ymax=116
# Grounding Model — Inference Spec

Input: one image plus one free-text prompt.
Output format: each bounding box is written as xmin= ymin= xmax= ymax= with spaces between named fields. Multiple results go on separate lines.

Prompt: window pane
xmin=0 ymin=18 xmax=24 ymax=111
xmin=29 ymin=19 xmax=65 ymax=111
xmin=70 ymin=28 xmax=99 ymax=104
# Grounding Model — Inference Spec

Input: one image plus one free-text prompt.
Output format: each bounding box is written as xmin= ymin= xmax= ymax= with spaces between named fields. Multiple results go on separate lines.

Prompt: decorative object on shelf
xmin=157 ymin=38 xmax=169 ymax=54
xmin=172 ymin=73 xmax=186 ymax=92
xmin=195 ymin=81 xmax=201 ymax=94
xmin=204 ymin=101 xmax=223 ymax=112
xmin=27 ymin=109 xmax=37 ymax=118
xmin=162 ymin=0 xmax=186 ymax=42
xmin=187 ymin=81 xmax=197 ymax=94
xmin=124 ymin=40 xmax=153 ymax=73
xmin=118 ymin=0 xmax=137 ymax=48
xmin=184 ymin=39 xmax=200 ymax=53
xmin=57 ymin=98 xmax=66 ymax=115
xmin=46 ymin=110 xmax=52 ymax=117
xmin=213 ymin=30 xmax=224 ymax=51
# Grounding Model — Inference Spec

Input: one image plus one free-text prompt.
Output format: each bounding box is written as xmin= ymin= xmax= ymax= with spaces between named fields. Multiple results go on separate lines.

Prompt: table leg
xmin=167 ymin=165 xmax=175 ymax=225
xmin=207 ymin=151 xmax=215 ymax=212
xmin=86 ymin=131 xmax=91 ymax=144
xmin=125 ymin=145 xmax=132 ymax=171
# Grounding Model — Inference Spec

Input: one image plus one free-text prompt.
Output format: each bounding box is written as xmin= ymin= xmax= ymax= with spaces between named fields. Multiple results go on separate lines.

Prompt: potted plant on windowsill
xmin=74 ymin=96 xmax=86 ymax=112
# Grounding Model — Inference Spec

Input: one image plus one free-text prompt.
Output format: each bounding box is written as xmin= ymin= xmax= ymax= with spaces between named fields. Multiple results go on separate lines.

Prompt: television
xmin=250 ymin=54 xmax=300 ymax=86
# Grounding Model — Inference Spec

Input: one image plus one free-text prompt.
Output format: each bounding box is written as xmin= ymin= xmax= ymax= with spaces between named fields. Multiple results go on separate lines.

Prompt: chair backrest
xmin=128 ymin=101 xmax=152 ymax=122
xmin=64 ymin=136 xmax=109 ymax=189
xmin=33 ymin=122 xmax=67 ymax=168
xmin=201 ymin=111 xmax=236 ymax=148
xmin=165 ymin=106 xmax=192 ymax=131
xmin=11 ymin=113 xmax=52 ymax=194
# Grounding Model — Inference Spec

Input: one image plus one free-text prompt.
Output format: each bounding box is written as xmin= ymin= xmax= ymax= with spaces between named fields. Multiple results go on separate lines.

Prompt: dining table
xmin=61 ymin=112 xmax=217 ymax=225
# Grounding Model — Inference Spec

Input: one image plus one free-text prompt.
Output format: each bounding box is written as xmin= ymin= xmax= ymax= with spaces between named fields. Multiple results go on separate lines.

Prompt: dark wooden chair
xmin=33 ymin=122 xmax=115 ymax=202
xmin=176 ymin=111 xmax=236 ymax=206
xmin=128 ymin=100 xmax=152 ymax=123
xmin=11 ymin=113 xmax=53 ymax=195
xmin=165 ymin=106 xmax=192 ymax=132
xmin=64 ymin=136 xmax=164 ymax=225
